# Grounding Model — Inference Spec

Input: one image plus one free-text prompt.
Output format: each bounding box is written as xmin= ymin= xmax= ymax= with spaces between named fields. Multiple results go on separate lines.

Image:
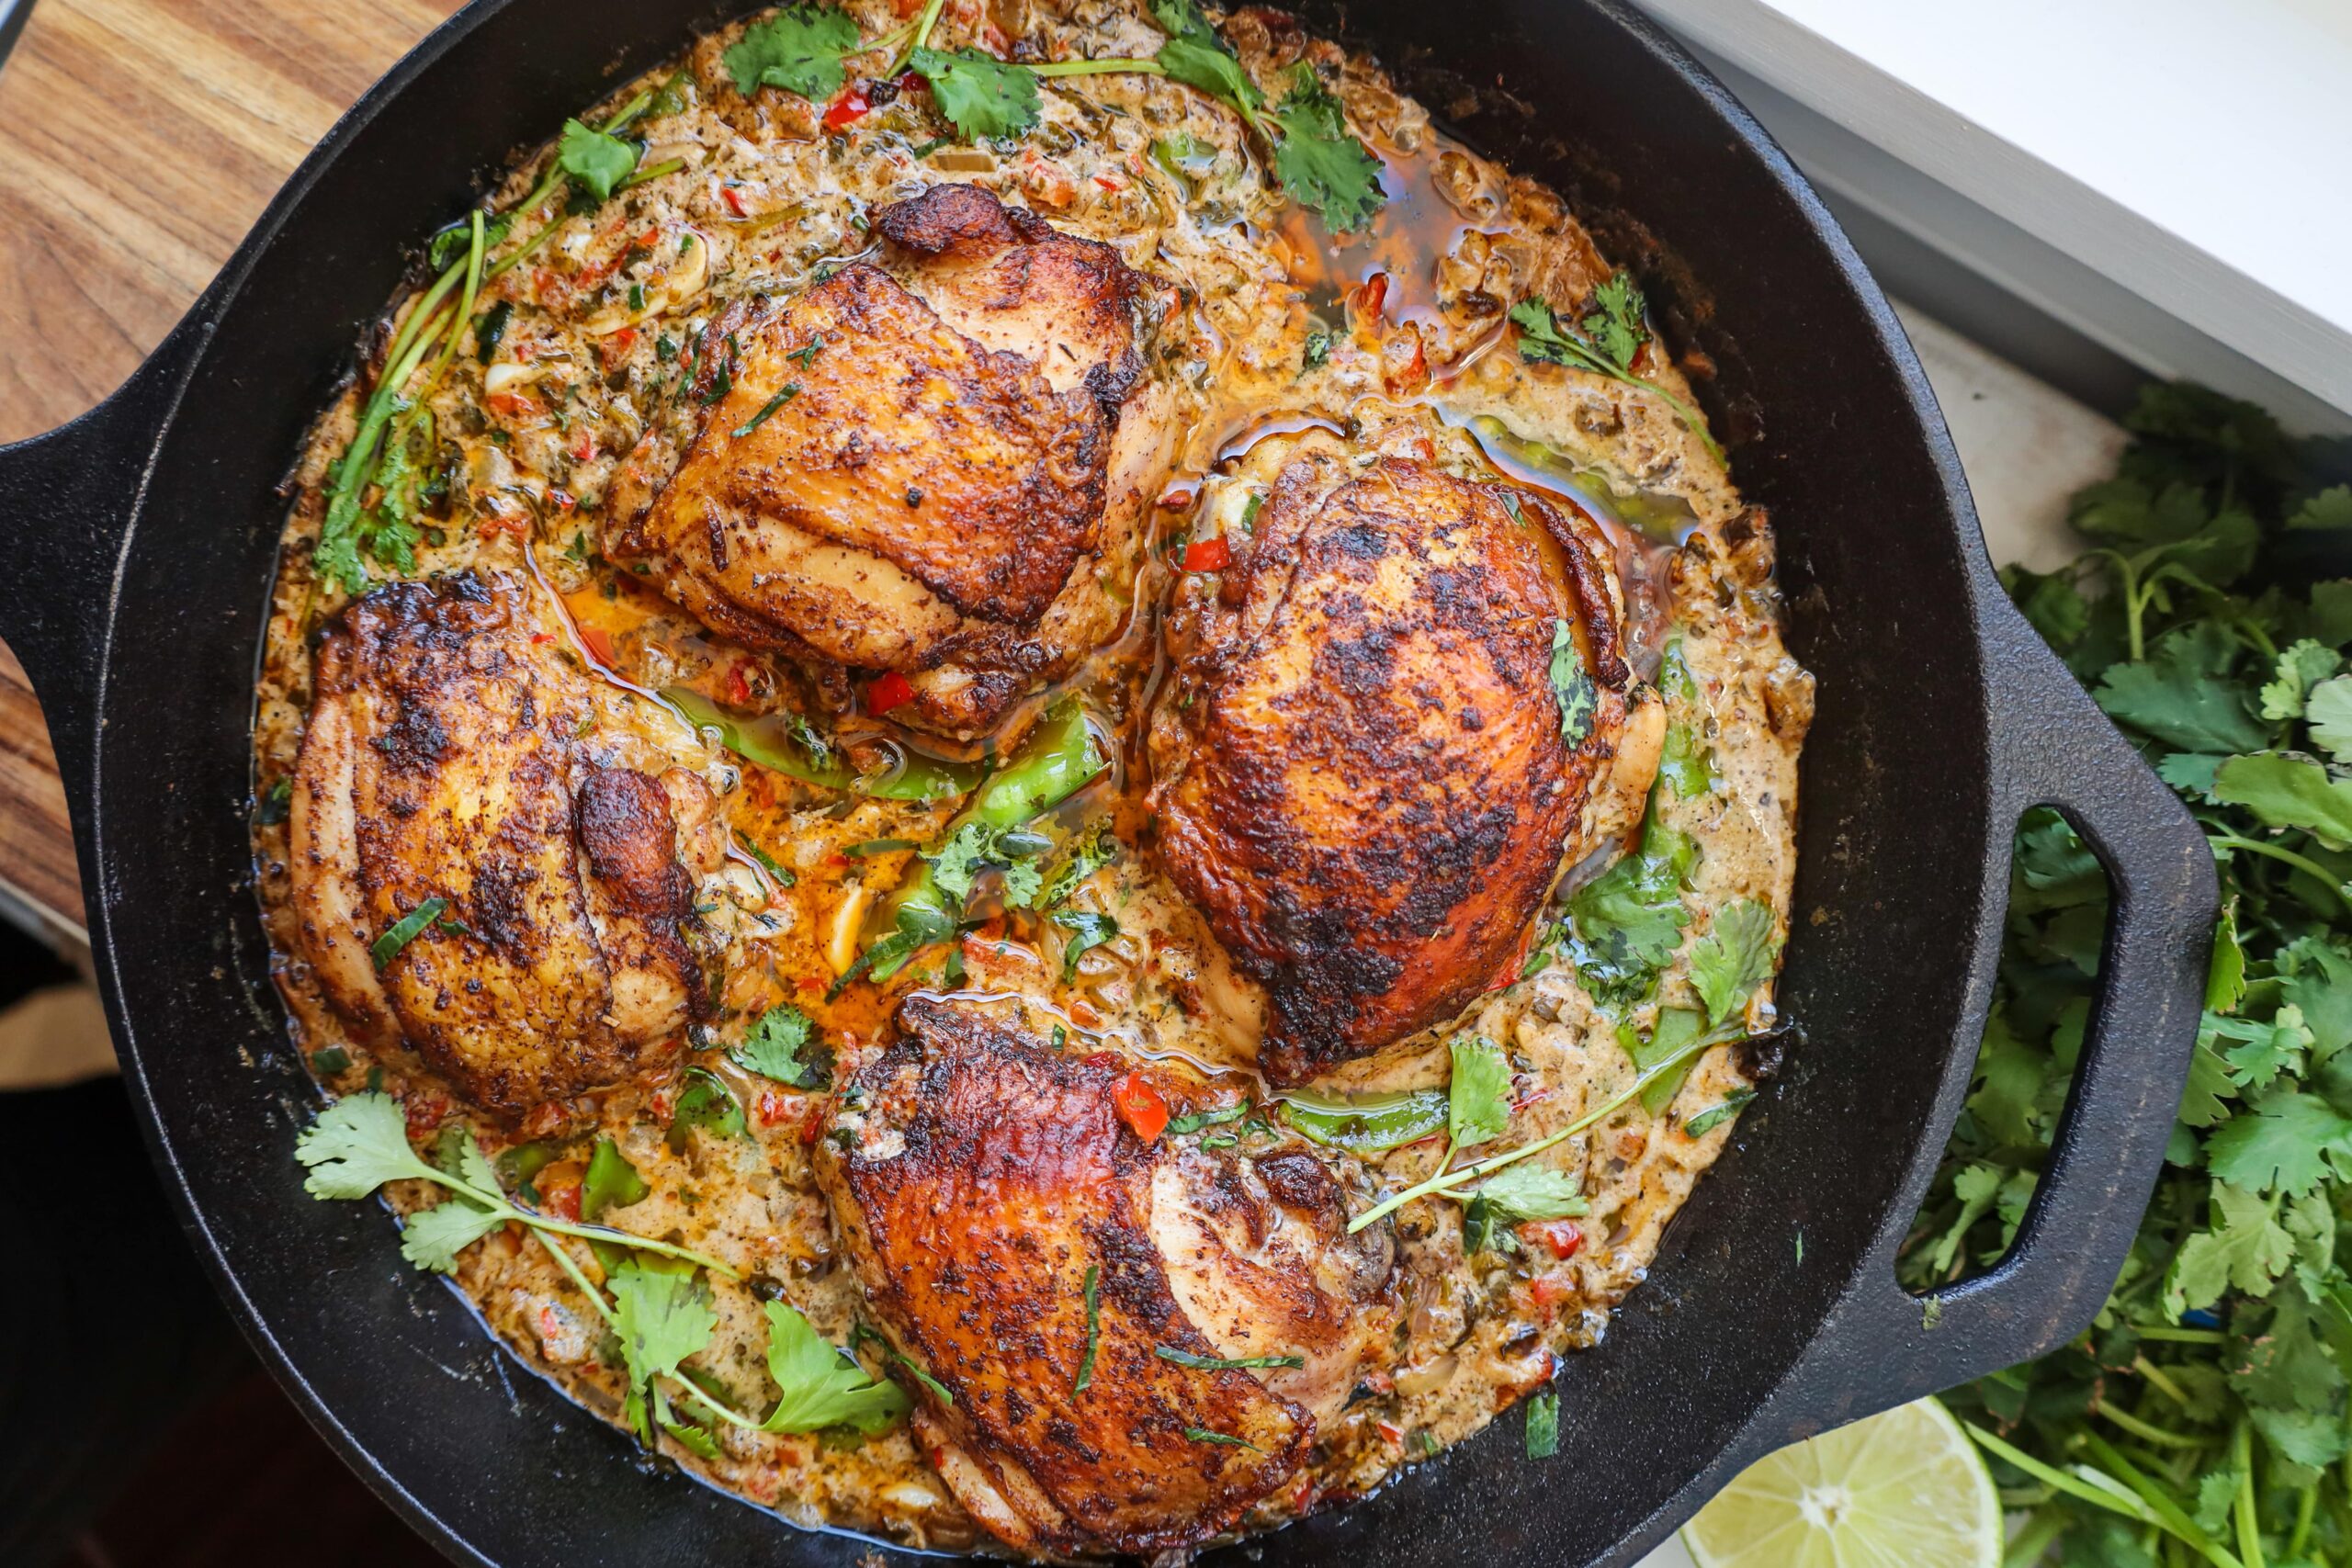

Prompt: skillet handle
xmin=0 ymin=310 xmax=210 ymax=795
xmin=1771 ymin=598 xmax=2215 ymax=1437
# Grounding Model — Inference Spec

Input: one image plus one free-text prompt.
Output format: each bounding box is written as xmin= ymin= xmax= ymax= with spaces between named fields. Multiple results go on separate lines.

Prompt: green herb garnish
xmin=729 ymin=382 xmax=801 ymax=438
xmin=729 ymin=1005 xmax=830 ymax=1090
xmin=723 ymin=6 xmax=863 ymax=101
xmin=370 ymin=897 xmax=449 ymax=970
xmin=1155 ymin=1346 xmax=1306 ymax=1371
xmin=1510 ymin=279 xmax=1723 ymax=465
xmin=1074 ymin=1265 xmax=1102 ymax=1393
xmin=558 ymin=118 xmax=640 ymax=202
xmin=1183 ymin=1427 xmax=1261 ymax=1450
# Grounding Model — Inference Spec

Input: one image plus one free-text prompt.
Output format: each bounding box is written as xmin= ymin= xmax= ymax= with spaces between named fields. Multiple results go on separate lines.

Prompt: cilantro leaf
xmin=760 ymin=1301 xmax=910 ymax=1433
xmin=2205 ymin=1089 xmax=2352 ymax=1196
xmin=730 ymin=1004 xmax=829 ymax=1089
xmin=1549 ymin=619 xmax=1597 ymax=747
xmin=2165 ymin=1181 xmax=2295 ymax=1315
xmin=910 ymin=47 xmax=1042 ymax=140
xmin=723 ymin=6 xmax=861 ymax=101
xmin=398 ymin=1195 xmax=508 ymax=1273
xmin=2213 ymin=753 xmax=2352 ymax=850
xmin=1624 ymin=1006 xmax=1709 ymax=1115
xmin=1566 ymin=811 xmax=1697 ymax=1008
xmin=2288 ymin=485 xmax=2352 ymax=533
xmin=1447 ymin=1034 xmax=1512 ymax=1151
xmin=2094 ymin=623 xmax=2267 ymax=753
xmin=2261 ymin=638 xmax=2344 ymax=719
xmin=294 ymin=1091 xmax=438 ymax=1198
xmin=927 ymin=820 xmax=996 ymax=907
xmin=1042 ymin=819 xmax=1120 ymax=908
xmin=558 ymin=118 xmax=640 ymax=202
xmin=608 ymin=1257 xmax=719 ymax=1438
xmin=1156 ymin=35 xmax=1263 ymax=115
xmin=1149 ymin=0 xmax=1220 ymax=43
xmin=1689 ymin=897 xmax=1779 ymax=1027
xmin=1580 ymin=271 xmax=1645 ymax=373
xmin=2308 ymin=677 xmax=2352 ymax=762
xmin=582 ymin=1136 xmax=650 ymax=1222
xmin=1265 ymin=64 xmax=1385 ymax=232
xmin=1469 ymin=1162 xmax=1587 ymax=1221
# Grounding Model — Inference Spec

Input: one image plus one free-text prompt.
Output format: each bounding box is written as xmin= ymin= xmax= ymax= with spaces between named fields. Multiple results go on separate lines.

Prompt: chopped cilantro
xmin=1074 ymin=1265 xmax=1102 ymax=1393
xmin=1054 ymin=910 xmax=1119 ymax=982
xmin=1549 ymin=619 xmax=1597 ymax=747
xmin=370 ymin=897 xmax=449 ymax=971
xmin=1264 ymin=64 xmax=1385 ymax=232
xmin=1155 ymin=1346 xmax=1306 ymax=1371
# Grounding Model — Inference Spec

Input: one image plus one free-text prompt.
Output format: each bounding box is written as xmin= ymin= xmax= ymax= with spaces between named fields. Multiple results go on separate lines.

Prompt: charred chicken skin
xmin=288 ymin=573 xmax=718 ymax=1120
xmin=1149 ymin=430 xmax=1658 ymax=1085
xmin=818 ymin=998 xmax=1396 ymax=1557
xmin=609 ymin=183 xmax=1171 ymax=738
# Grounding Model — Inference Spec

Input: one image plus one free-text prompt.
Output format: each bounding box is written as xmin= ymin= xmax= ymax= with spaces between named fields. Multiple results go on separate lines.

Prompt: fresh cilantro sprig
xmin=1902 ymin=381 xmax=2352 ymax=1567
xmin=294 ymin=1091 xmax=729 ymax=1277
xmin=296 ymin=1093 xmax=910 ymax=1451
xmin=1510 ymin=282 xmax=1725 ymax=466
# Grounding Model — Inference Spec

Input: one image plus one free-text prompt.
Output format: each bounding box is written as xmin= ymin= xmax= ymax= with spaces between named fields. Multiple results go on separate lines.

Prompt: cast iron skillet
xmin=0 ymin=1 xmax=2216 ymax=1562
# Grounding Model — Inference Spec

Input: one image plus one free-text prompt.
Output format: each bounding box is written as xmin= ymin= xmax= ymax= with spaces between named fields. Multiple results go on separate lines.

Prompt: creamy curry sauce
xmin=251 ymin=0 xmax=1813 ymax=1552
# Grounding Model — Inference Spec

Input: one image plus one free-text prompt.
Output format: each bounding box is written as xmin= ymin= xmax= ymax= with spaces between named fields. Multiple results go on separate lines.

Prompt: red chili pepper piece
xmin=867 ymin=670 xmax=915 ymax=714
xmin=1523 ymin=1220 xmax=1584 ymax=1259
xmin=542 ymin=1181 xmax=582 ymax=1223
xmin=822 ymin=85 xmax=871 ymax=131
xmin=576 ymin=625 xmax=616 ymax=667
xmin=1111 ymin=1070 xmax=1169 ymax=1143
xmin=1182 ymin=536 xmax=1233 ymax=572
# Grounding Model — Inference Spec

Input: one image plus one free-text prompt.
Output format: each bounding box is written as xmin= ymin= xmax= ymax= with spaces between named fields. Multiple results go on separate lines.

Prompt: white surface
xmin=1629 ymin=302 xmax=2114 ymax=1568
xmin=1633 ymin=0 xmax=2352 ymax=428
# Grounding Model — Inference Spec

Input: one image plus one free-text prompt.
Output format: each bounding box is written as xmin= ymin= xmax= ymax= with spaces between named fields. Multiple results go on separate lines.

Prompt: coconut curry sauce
xmin=250 ymin=0 xmax=1813 ymax=1554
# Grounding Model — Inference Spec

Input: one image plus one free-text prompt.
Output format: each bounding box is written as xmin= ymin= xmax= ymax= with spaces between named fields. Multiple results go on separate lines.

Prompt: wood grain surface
xmin=0 ymin=0 xmax=464 ymax=938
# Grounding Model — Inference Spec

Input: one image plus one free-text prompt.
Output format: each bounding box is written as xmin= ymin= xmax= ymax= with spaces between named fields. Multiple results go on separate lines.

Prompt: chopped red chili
xmin=1182 ymin=536 xmax=1233 ymax=572
xmin=1523 ymin=1220 xmax=1584 ymax=1259
xmin=867 ymin=670 xmax=915 ymax=714
xmin=822 ymin=85 xmax=872 ymax=131
xmin=1111 ymin=1071 xmax=1169 ymax=1143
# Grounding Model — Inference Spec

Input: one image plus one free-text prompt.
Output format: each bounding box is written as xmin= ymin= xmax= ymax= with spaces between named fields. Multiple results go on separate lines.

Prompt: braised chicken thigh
xmin=818 ymin=998 xmax=1396 ymax=1557
xmin=288 ymin=574 xmax=718 ymax=1120
xmin=610 ymin=184 xmax=1171 ymax=738
xmin=1150 ymin=428 xmax=1662 ymax=1084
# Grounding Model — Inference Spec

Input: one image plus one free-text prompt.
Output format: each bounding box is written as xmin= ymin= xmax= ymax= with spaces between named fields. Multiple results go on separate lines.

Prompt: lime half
xmin=1681 ymin=1397 xmax=2002 ymax=1568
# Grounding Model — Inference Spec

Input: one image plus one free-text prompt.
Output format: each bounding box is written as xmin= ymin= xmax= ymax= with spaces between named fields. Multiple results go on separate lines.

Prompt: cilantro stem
xmin=2095 ymin=1400 xmax=2203 ymax=1450
xmin=2081 ymin=1430 xmax=2245 ymax=1568
xmin=531 ymin=1226 xmax=618 ymax=1329
xmin=420 ymin=1159 xmax=739 ymax=1278
xmin=1032 ymin=57 xmax=1167 ymax=77
xmin=2207 ymin=835 xmax=2352 ymax=906
xmin=1965 ymin=1422 xmax=2155 ymax=1528
xmin=1345 ymin=1019 xmax=1745 ymax=1233
xmin=2005 ymin=1512 xmax=2069 ymax=1568
xmin=2135 ymin=1326 xmax=2228 ymax=1345
xmin=616 ymin=156 xmax=687 ymax=194
xmin=2232 ymin=1421 xmax=2266 ymax=1568
xmin=662 ymin=1369 xmax=765 ymax=1430
xmin=894 ymin=0 xmax=947 ymax=73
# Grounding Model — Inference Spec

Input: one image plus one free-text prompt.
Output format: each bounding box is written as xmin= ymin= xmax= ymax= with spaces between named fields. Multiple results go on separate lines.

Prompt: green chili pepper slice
xmin=665 ymin=686 xmax=981 ymax=801
xmin=1278 ymin=1087 xmax=1450 ymax=1152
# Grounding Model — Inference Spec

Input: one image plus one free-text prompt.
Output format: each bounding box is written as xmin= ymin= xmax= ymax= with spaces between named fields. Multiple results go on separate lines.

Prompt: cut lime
xmin=1680 ymin=1396 xmax=2002 ymax=1568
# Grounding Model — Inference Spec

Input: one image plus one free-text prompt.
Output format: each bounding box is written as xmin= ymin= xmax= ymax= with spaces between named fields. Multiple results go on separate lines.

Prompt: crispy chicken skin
xmin=817 ymin=998 xmax=1396 ymax=1557
xmin=288 ymin=574 xmax=713 ymax=1120
xmin=609 ymin=184 xmax=1171 ymax=738
xmin=1149 ymin=431 xmax=1653 ymax=1085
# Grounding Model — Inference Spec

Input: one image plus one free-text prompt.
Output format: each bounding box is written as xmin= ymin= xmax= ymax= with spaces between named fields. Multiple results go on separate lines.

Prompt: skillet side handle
xmin=1776 ymin=601 xmax=2216 ymax=1438
xmin=0 ymin=311 xmax=210 ymax=790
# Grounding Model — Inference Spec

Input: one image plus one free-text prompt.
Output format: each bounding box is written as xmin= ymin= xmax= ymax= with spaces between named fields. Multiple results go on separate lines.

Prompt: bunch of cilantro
xmin=1900 ymin=383 xmax=2352 ymax=1568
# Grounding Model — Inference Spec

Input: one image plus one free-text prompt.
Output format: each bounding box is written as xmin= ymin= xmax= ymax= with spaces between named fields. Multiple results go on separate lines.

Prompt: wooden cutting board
xmin=0 ymin=0 xmax=464 ymax=938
